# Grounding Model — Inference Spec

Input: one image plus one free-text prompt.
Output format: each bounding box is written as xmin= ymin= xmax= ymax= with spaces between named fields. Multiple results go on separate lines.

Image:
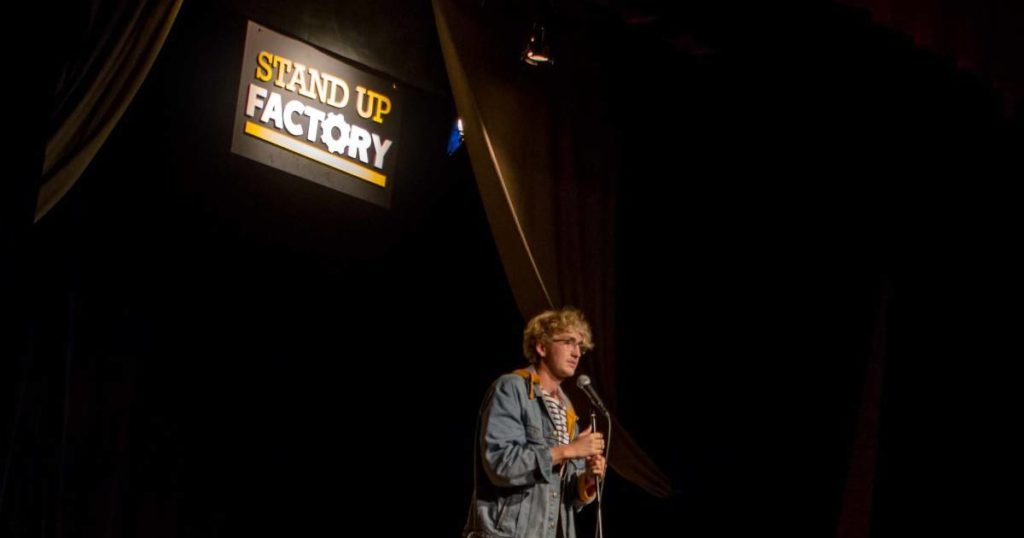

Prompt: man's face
xmin=537 ymin=329 xmax=585 ymax=381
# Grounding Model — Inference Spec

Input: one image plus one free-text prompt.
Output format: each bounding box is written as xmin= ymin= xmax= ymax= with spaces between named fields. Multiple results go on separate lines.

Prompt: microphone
xmin=576 ymin=375 xmax=609 ymax=416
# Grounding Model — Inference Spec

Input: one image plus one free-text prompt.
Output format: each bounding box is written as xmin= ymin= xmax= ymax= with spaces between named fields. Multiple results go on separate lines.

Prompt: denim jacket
xmin=464 ymin=367 xmax=596 ymax=538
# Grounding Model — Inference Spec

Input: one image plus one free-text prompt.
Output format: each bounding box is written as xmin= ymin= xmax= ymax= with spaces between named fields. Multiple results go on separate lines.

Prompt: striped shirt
xmin=539 ymin=388 xmax=570 ymax=446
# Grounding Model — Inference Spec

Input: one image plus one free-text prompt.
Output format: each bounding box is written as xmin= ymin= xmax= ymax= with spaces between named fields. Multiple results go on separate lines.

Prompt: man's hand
xmin=551 ymin=425 xmax=605 ymax=465
xmin=571 ymin=425 xmax=605 ymax=459
xmin=584 ymin=453 xmax=607 ymax=479
xmin=579 ymin=453 xmax=607 ymax=500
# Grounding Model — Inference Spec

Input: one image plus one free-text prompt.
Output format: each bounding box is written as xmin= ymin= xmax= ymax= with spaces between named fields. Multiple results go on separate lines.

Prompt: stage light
xmin=522 ymin=23 xmax=552 ymax=66
xmin=447 ymin=118 xmax=464 ymax=155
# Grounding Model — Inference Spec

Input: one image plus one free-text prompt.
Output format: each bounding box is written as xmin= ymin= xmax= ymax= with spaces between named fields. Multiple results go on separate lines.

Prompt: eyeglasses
xmin=550 ymin=337 xmax=589 ymax=355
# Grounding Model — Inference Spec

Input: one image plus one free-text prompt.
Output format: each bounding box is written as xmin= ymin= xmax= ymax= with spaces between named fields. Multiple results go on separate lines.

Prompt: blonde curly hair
xmin=522 ymin=307 xmax=594 ymax=365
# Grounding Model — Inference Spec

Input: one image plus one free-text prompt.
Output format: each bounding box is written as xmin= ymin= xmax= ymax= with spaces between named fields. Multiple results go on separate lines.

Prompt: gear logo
xmin=321 ymin=112 xmax=352 ymax=155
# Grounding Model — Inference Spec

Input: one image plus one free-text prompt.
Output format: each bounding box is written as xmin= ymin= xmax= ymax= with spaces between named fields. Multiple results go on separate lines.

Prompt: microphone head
xmin=576 ymin=375 xmax=592 ymax=389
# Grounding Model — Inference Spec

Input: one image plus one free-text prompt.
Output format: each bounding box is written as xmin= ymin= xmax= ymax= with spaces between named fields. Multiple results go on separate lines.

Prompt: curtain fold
xmin=836 ymin=0 xmax=1023 ymax=112
xmin=37 ymin=0 xmax=183 ymax=221
xmin=431 ymin=0 xmax=558 ymax=318
xmin=433 ymin=0 xmax=671 ymax=498
xmin=836 ymin=282 xmax=889 ymax=538
xmin=2 ymin=2 xmax=183 ymax=535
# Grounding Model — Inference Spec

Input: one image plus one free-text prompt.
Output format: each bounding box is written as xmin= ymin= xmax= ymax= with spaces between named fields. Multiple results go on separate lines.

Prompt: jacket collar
xmin=512 ymin=366 xmax=578 ymax=440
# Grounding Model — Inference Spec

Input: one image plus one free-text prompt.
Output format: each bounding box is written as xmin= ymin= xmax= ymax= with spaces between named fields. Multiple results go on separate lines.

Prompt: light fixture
xmin=447 ymin=118 xmax=464 ymax=155
xmin=522 ymin=22 xmax=552 ymax=66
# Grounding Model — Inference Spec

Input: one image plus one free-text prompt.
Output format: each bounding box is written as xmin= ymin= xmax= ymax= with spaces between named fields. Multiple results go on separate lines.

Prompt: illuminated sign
xmin=231 ymin=21 xmax=402 ymax=208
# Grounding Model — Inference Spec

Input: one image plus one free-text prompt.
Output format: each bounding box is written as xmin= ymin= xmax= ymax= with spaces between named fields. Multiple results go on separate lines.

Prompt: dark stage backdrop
xmin=5 ymin=1 xmax=523 ymax=536
xmin=613 ymin=3 xmax=1021 ymax=536
xmin=4 ymin=1 xmax=1023 ymax=537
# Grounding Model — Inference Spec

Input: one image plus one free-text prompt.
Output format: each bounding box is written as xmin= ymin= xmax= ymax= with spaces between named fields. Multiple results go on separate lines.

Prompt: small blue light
xmin=447 ymin=118 xmax=464 ymax=155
